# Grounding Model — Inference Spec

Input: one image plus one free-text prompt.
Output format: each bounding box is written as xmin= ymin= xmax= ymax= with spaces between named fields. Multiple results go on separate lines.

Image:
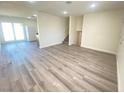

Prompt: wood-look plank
xmin=0 ymin=42 xmax=117 ymax=92
xmin=45 ymin=45 xmax=117 ymax=83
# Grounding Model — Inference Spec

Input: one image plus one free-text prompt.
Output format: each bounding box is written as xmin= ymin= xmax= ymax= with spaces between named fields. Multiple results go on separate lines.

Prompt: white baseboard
xmin=39 ymin=41 xmax=63 ymax=49
xmin=81 ymin=45 xmax=116 ymax=55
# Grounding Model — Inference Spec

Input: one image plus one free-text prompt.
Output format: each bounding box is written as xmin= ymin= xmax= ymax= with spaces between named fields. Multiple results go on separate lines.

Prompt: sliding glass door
xmin=2 ymin=23 xmax=15 ymax=41
xmin=1 ymin=22 xmax=25 ymax=42
xmin=13 ymin=23 xmax=25 ymax=40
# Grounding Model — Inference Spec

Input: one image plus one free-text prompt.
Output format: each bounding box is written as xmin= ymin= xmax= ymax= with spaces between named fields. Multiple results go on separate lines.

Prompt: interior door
xmin=1 ymin=22 xmax=15 ymax=42
xmin=117 ymin=24 xmax=124 ymax=91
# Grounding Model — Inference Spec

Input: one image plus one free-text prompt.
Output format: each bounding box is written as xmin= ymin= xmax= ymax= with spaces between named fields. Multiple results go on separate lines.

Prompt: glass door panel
xmin=13 ymin=23 xmax=25 ymax=40
xmin=1 ymin=22 xmax=14 ymax=41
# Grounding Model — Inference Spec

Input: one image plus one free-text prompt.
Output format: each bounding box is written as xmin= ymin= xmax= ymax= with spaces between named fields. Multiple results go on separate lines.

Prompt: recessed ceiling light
xmin=91 ymin=3 xmax=96 ymax=8
xmin=33 ymin=14 xmax=37 ymax=17
xmin=63 ymin=11 xmax=68 ymax=15
xmin=27 ymin=16 xmax=31 ymax=19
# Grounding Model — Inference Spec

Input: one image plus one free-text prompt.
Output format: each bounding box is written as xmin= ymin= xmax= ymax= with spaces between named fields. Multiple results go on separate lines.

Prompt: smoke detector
xmin=65 ymin=1 xmax=72 ymax=4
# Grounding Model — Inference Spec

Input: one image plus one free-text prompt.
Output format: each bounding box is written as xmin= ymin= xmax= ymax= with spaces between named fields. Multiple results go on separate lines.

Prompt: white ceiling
xmin=0 ymin=1 xmax=124 ymax=17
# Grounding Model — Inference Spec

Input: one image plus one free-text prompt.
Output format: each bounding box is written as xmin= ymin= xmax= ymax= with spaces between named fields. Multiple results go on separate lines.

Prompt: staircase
xmin=63 ymin=35 xmax=69 ymax=44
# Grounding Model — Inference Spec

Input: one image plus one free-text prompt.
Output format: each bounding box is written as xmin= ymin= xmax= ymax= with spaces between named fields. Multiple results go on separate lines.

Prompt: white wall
xmin=69 ymin=16 xmax=77 ymax=45
xmin=26 ymin=25 xmax=37 ymax=41
xmin=0 ymin=4 xmax=34 ymax=18
xmin=0 ymin=15 xmax=37 ymax=43
xmin=76 ymin=16 xmax=83 ymax=31
xmin=0 ymin=24 xmax=3 ymax=44
xmin=81 ymin=10 xmax=124 ymax=54
xmin=0 ymin=25 xmax=1 ymax=47
xmin=117 ymin=24 xmax=124 ymax=91
xmin=37 ymin=12 xmax=66 ymax=48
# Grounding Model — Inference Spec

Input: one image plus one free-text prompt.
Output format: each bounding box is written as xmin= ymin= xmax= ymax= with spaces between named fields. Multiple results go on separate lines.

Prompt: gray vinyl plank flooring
xmin=0 ymin=41 xmax=117 ymax=92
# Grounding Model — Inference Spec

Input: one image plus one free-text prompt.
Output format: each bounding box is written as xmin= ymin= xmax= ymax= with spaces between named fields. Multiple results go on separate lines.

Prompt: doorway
xmin=77 ymin=31 xmax=82 ymax=46
xmin=1 ymin=22 xmax=25 ymax=42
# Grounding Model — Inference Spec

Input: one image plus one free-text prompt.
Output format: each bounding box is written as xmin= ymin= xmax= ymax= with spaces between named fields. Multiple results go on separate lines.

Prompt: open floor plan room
xmin=1 ymin=1 xmax=124 ymax=92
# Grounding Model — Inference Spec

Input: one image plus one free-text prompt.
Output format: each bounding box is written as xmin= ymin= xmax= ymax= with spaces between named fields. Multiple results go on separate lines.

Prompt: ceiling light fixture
xmin=63 ymin=11 xmax=68 ymax=15
xmin=33 ymin=14 xmax=37 ymax=17
xmin=91 ymin=3 xmax=96 ymax=8
xmin=27 ymin=16 xmax=31 ymax=19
